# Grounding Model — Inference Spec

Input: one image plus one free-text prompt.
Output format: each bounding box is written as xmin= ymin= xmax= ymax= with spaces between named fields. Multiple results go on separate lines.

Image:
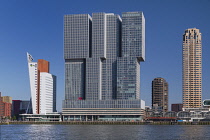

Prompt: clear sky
xmin=0 ymin=0 xmax=209 ymax=112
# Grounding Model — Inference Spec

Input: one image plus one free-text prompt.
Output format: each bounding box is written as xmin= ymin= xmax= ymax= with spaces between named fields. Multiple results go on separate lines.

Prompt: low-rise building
xmin=20 ymin=112 xmax=61 ymax=121
xmin=171 ymin=103 xmax=183 ymax=112
xmin=12 ymin=100 xmax=32 ymax=119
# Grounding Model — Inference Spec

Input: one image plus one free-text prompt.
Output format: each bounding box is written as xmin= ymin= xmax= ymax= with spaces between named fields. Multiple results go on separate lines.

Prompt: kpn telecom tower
xmin=27 ymin=53 xmax=56 ymax=114
xmin=63 ymin=12 xmax=145 ymax=121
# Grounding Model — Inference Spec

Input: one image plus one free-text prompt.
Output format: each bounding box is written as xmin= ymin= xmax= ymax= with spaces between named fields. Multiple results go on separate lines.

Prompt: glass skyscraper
xmin=63 ymin=12 xmax=145 ymax=121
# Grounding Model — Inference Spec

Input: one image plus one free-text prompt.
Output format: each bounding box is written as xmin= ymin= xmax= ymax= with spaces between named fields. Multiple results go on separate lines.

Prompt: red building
xmin=0 ymin=92 xmax=12 ymax=118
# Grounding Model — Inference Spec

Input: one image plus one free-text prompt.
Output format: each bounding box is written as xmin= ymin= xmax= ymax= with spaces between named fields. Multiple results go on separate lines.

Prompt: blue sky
xmin=0 ymin=0 xmax=209 ymax=111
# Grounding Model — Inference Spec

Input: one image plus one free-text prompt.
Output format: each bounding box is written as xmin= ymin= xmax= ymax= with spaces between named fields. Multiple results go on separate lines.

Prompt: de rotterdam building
xmin=63 ymin=12 xmax=145 ymax=121
xmin=182 ymin=28 xmax=202 ymax=108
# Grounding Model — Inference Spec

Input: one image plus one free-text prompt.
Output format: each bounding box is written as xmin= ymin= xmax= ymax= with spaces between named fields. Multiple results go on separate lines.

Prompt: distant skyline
xmin=0 ymin=0 xmax=209 ymax=111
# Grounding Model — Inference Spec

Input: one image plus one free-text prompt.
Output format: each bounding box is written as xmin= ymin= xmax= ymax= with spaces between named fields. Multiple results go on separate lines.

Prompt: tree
xmin=12 ymin=116 xmax=17 ymax=120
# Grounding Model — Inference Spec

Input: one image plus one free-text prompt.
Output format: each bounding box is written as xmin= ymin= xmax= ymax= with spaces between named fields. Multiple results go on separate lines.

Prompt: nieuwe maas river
xmin=1 ymin=125 xmax=210 ymax=140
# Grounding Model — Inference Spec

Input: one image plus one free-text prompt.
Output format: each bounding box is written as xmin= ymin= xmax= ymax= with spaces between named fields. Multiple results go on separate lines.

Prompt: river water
xmin=1 ymin=125 xmax=210 ymax=140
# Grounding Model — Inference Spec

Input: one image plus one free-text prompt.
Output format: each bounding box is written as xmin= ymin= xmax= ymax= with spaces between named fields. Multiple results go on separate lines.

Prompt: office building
xmin=171 ymin=103 xmax=183 ymax=112
xmin=152 ymin=77 xmax=168 ymax=112
xmin=12 ymin=100 xmax=32 ymax=118
xmin=27 ymin=53 xmax=56 ymax=114
xmin=63 ymin=11 xmax=145 ymax=121
xmin=0 ymin=92 xmax=12 ymax=118
xmin=182 ymin=28 xmax=202 ymax=108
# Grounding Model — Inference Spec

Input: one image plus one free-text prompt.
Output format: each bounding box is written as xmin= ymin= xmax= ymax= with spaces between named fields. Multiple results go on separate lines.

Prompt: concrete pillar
xmin=86 ymin=115 xmax=88 ymax=121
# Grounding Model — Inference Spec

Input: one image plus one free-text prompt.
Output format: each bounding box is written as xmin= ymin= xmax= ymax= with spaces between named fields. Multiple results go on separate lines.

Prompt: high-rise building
xmin=0 ymin=92 xmax=12 ymax=118
xmin=182 ymin=28 xmax=202 ymax=108
xmin=27 ymin=53 xmax=56 ymax=114
xmin=152 ymin=77 xmax=168 ymax=112
xmin=63 ymin=11 xmax=145 ymax=121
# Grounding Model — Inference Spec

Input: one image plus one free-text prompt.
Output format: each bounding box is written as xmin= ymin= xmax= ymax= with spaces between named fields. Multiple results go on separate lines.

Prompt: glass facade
xmin=117 ymin=57 xmax=140 ymax=100
xmin=65 ymin=59 xmax=85 ymax=100
xmin=63 ymin=12 xmax=145 ymax=119
xmin=122 ymin=12 xmax=145 ymax=61
xmin=64 ymin=14 xmax=92 ymax=59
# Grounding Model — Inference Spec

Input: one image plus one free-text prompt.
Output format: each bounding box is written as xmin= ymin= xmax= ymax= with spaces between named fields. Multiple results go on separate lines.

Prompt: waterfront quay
xmin=1 ymin=121 xmax=210 ymax=125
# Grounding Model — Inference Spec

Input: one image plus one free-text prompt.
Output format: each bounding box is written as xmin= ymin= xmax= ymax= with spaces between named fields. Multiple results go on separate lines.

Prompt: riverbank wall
xmin=1 ymin=121 xmax=210 ymax=125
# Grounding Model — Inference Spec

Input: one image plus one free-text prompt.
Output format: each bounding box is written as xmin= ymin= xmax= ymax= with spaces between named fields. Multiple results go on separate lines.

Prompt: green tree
xmin=13 ymin=116 xmax=17 ymax=120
